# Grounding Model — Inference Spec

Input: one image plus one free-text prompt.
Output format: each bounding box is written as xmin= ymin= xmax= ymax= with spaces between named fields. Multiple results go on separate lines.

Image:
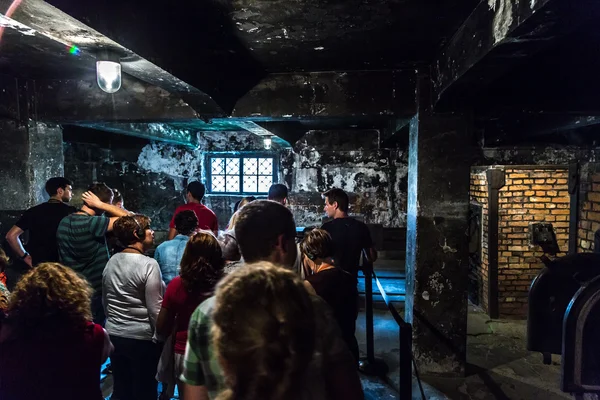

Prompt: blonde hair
xmin=227 ymin=211 xmax=241 ymax=231
xmin=213 ymin=262 xmax=315 ymax=400
xmin=7 ymin=263 xmax=92 ymax=331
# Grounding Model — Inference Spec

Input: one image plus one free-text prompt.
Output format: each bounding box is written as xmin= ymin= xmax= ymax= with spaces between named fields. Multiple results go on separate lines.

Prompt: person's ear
xmin=276 ymin=233 xmax=286 ymax=252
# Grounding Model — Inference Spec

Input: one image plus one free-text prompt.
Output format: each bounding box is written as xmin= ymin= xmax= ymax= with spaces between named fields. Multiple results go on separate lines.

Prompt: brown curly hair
xmin=213 ymin=262 xmax=316 ymax=400
xmin=113 ymin=214 xmax=152 ymax=246
xmin=0 ymin=248 xmax=9 ymax=272
xmin=300 ymin=229 xmax=334 ymax=261
xmin=180 ymin=231 xmax=224 ymax=294
xmin=7 ymin=263 xmax=92 ymax=331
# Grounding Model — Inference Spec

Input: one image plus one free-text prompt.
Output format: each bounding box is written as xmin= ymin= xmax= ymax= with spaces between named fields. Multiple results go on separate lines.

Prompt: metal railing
xmin=360 ymin=251 xmax=426 ymax=400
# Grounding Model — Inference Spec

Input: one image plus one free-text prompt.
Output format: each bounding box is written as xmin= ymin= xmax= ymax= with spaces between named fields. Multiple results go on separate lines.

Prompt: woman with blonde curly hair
xmin=156 ymin=231 xmax=224 ymax=399
xmin=212 ymin=262 xmax=316 ymax=400
xmin=0 ymin=262 xmax=112 ymax=400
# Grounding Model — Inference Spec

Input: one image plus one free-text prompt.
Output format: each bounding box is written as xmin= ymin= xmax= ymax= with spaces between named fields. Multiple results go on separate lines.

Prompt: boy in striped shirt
xmin=57 ymin=182 xmax=129 ymax=325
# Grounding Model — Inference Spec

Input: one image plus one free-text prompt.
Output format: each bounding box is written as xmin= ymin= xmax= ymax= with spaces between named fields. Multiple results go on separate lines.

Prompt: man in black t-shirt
xmin=5 ymin=177 xmax=76 ymax=267
xmin=321 ymin=188 xmax=377 ymax=278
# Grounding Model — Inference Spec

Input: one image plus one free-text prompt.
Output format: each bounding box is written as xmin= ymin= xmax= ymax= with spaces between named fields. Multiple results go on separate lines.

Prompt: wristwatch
xmin=20 ymin=252 xmax=30 ymax=260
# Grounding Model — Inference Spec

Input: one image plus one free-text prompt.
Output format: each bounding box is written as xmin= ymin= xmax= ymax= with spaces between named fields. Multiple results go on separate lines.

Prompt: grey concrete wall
xmin=0 ymin=120 xmax=63 ymax=238
xmin=284 ymin=130 xmax=408 ymax=228
xmin=63 ymin=128 xmax=409 ymax=233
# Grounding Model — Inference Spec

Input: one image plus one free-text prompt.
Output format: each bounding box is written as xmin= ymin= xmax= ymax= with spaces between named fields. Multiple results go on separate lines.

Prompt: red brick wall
xmin=498 ymin=168 xmax=569 ymax=317
xmin=579 ymin=167 xmax=600 ymax=252
xmin=469 ymin=170 xmax=489 ymax=311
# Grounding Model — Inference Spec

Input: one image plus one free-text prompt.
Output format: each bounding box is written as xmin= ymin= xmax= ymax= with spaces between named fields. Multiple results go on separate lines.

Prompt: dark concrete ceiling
xmin=473 ymin=16 xmax=600 ymax=146
xmin=0 ymin=17 xmax=96 ymax=79
xmin=37 ymin=0 xmax=478 ymax=110
xmin=229 ymin=0 xmax=480 ymax=72
xmin=477 ymin=18 xmax=600 ymax=115
xmin=8 ymin=0 xmax=597 ymax=149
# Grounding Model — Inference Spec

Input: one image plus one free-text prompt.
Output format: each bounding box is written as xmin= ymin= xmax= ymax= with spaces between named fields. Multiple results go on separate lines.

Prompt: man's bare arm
xmin=369 ymin=246 xmax=378 ymax=263
xmin=5 ymin=226 xmax=32 ymax=267
xmin=167 ymin=228 xmax=178 ymax=240
xmin=82 ymin=192 xmax=130 ymax=218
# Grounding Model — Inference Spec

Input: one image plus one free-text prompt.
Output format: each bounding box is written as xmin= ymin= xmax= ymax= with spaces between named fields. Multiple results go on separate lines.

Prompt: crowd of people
xmin=0 ymin=177 xmax=377 ymax=400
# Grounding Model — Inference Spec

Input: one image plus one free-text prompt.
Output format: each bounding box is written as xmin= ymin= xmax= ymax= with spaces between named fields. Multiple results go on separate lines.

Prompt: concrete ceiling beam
xmin=0 ymin=0 xmax=224 ymax=117
xmin=231 ymin=70 xmax=416 ymax=119
xmin=433 ymin=0 xmax=598 ymax=110
xmin=231 ymin=121 xmax=291 ymax=148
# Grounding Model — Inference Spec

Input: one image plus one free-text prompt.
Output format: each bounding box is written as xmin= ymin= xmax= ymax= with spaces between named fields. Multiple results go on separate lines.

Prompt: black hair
xmin=235 ymin=200 xmax=296 ymax=263
xmin=174 ymin=210 xmax=199 ymax=236
xmin=268 ymin=184 xmax=288 ymax=202
xmin=323 ymin=188 xmax=349 ymax=213
xmin=113 ymin=189 xmax=123 ymax=204
xmin=187 ymin=181 xmax=206 ymax=201
xmin=88 ymin=182 xmax=114 ymax=204
xmin=45 ymin=177 xmax=72 ymax=197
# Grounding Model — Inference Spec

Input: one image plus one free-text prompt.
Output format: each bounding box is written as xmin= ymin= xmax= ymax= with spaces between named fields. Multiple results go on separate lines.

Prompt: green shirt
xmin=57 ymin=214 xmax=110 ymax=293
xmin=181 ymin=291 xmax=354 ymax=399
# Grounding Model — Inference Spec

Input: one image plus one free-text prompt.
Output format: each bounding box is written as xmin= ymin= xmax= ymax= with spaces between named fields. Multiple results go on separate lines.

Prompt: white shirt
xmin=102 ymin=253 xmax=165 ymax=340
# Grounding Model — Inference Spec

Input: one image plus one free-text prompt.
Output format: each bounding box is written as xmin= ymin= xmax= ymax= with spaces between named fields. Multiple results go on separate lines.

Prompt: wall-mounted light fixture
xmin=263 ymin=136 xmax=272 ymax=150
xmin=96 ymin=50 xmax=122 ymax=93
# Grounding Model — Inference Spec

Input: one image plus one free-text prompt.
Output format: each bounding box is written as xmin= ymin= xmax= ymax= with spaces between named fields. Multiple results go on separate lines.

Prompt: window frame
xmin=205 ymin=152 xmax=278 ymax=196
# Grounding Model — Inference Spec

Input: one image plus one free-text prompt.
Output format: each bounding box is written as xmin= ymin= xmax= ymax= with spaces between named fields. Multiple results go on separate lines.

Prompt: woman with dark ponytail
xmin=212 ymin=262 xmax=316 ymax=400
xmin=156 ymin=231 xmax=225 ymax=399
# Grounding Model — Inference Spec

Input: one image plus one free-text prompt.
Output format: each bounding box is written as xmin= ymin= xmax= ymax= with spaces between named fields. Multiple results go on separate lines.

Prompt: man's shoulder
xmin=32 ymin=201 xmax=76 ymax=212
xmin=194 ymin=203 xmax=216 ymax=216
xmin=322 ymin=217 xmax=365 ymax=229
xmin=321 ymin=219 xmax=333 ymax=229
xmin=155 ymin=240 xmax=171 ymax=250
xmin=173 ymin=204 xmax=190 ymax=213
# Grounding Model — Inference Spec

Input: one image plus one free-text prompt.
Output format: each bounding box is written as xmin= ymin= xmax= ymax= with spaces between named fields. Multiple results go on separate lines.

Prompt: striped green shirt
xmin=57 ymin=214 xmax=110 ymax=293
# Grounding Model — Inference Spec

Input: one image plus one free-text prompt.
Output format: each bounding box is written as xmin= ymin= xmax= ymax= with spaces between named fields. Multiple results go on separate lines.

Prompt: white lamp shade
xmin=264 ymin=137 xmax=272 ymax=149
xmin=96 ymin=61 xmax=122 ymax=93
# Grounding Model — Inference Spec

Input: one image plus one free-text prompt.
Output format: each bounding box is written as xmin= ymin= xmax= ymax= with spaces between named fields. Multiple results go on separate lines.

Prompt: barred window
xmin=207 ymin=154 xmax=277 ymax=194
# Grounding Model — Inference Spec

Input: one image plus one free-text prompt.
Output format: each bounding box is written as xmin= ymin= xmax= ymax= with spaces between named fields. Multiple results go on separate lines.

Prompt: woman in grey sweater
xmin=102 ymin=214 xmax=164 ymax=400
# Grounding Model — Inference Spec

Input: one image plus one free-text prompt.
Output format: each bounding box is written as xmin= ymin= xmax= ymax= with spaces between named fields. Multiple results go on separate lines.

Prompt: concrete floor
xmin=356 ymin=302 xmax=590 ymax=400
xmin=356 ymin=260 xmax=591 ymax=400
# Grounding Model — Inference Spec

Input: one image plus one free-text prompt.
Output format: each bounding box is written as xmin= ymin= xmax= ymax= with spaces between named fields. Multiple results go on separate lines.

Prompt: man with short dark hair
xmin=168 ymin=181 xmax=218 ymax=240
xmin=267 ymin=183 xmax=289 ymax=205
xmin=56 ymin=182 xmax=130 ymax=325
xmin=322 ymin=188 xmax=377 ymax=278
xmin=181 ymin=200 xmax=364 ymax=400
xmin=155 ymin=210 xmax=199 ymax=285
xmin=5 ymin=177 xmax=76 ymax=267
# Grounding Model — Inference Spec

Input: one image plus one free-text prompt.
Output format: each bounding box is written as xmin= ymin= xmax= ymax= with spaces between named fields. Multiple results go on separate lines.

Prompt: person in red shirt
xmin=156 ymin=231 xmax=224 ymax=399
xmin=168 ymin=182 xmax=218 ymax=240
